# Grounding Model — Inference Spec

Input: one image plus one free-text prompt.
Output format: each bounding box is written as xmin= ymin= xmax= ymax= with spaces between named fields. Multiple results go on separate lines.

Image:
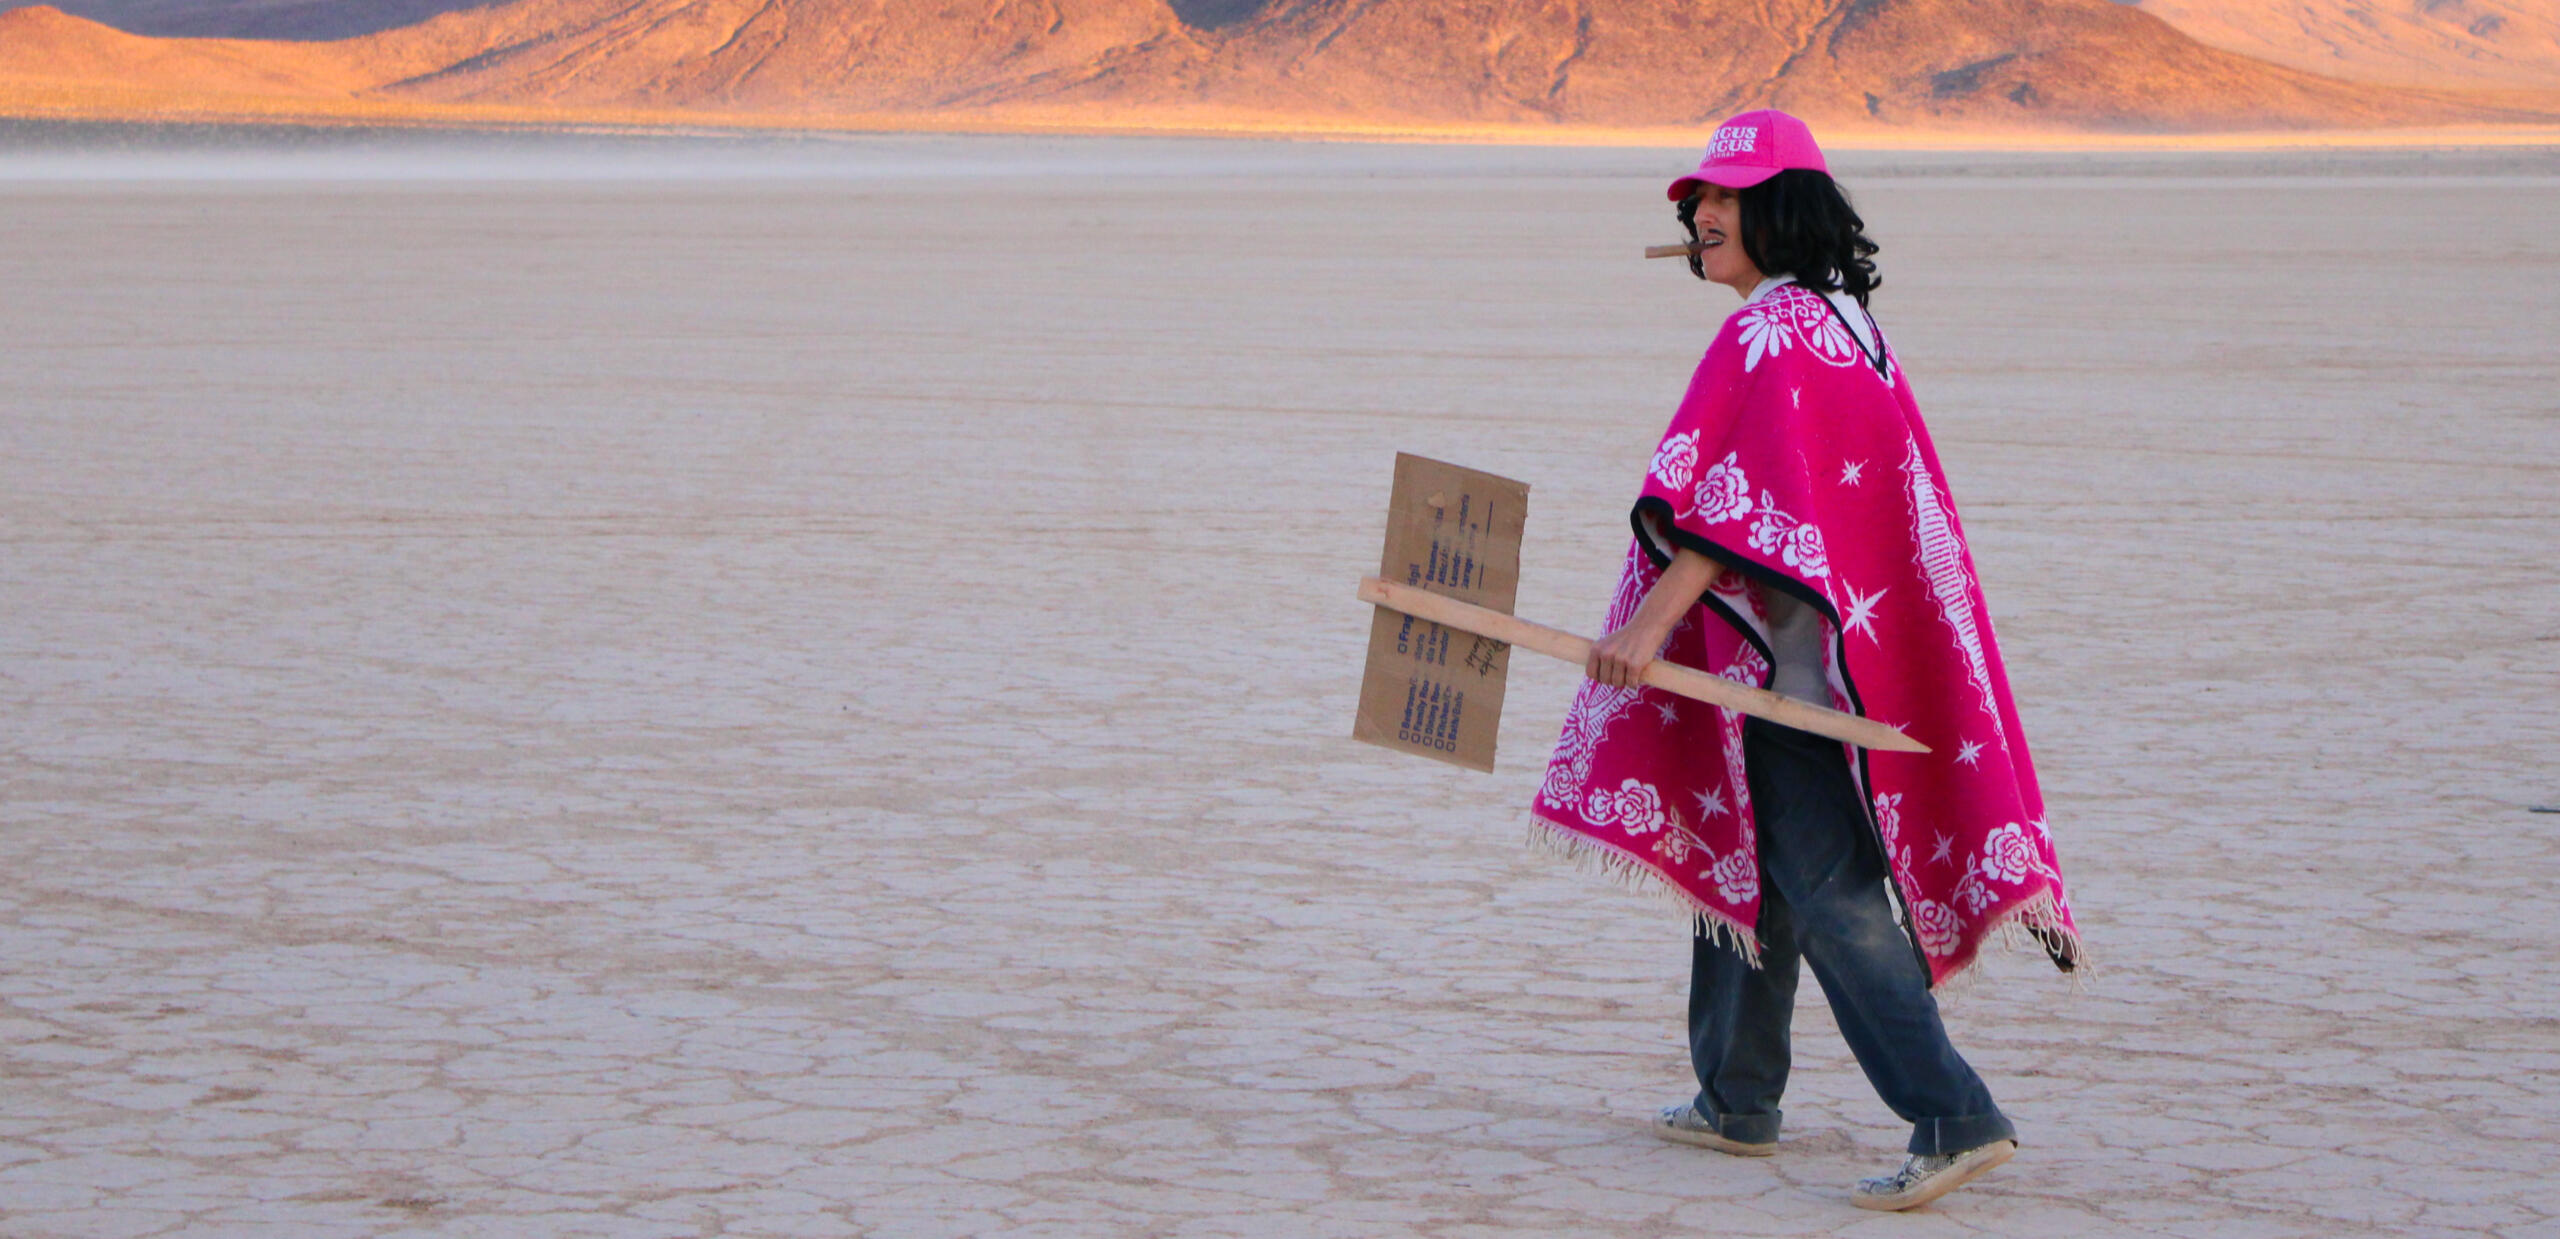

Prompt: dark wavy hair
xmin=1676 ymin=169 xmax=1880 ymax=305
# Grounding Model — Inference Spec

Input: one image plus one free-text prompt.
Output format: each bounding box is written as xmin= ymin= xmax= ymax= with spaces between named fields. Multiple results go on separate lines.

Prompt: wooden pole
xmin=1357 ymin=576 xmax=1930 ymax=755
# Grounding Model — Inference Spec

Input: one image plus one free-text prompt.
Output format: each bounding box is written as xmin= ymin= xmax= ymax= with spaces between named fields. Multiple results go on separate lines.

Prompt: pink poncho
xmin=1533 ymin=282 xmax=2082 ymax=986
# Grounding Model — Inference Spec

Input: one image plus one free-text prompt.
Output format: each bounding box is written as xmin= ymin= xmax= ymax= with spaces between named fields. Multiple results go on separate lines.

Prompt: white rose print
xmin=1687 ymin=453 xmax=1753 ymax=525
xmin=1778 ymin=523 xmax=1828 ymax=578
xmin=1873 ymin=792 xmax=1914 ymax=880
xmin=1710 ymin=847 xmax=1759 ymax=904
xmin=1719 ymin=643 xmax=1769 ymax=688
xmin=1912 ymin=899 xmax=1963 ymax=958
xmin=1583 ymin=787 xmax=1618 ymax=826
xmin=1650 ymin=430 xmax=1699 ymax=491
xmin=1540 ymin=760 xmax=1581 ymax=813
xmin=1746 ymin=492 xmax=1831 ymax=580
xmin=1541 ymin=546 xmax=1648 ymax=814
xmin=1953 ymin=872 xmax=1999 ymax=916
xmin=1976 ymin=822 xmax=2051 ymax=886
xmin=1612 ymin=779 xmax=1671 ymax=835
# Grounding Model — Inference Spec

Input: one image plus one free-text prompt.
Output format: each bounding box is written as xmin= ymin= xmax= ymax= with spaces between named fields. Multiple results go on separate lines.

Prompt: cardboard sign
xmin=1352 ymin=454 xmax=1531 ymax=772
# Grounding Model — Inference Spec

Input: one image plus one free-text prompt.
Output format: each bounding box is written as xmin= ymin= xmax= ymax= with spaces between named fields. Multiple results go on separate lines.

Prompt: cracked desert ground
xmin=1 ymin=134 xmax=2554 ymax=1238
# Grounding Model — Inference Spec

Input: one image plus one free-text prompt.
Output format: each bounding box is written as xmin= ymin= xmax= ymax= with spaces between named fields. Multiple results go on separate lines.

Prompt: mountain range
xmin=2 ymin=0 xmax=2555 ymax=132
xmin=2135 ymin=0 xmax=2560 ymax=92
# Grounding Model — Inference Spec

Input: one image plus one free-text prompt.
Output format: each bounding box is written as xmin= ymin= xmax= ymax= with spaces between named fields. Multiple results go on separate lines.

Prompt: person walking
xmin=1530 ymin=110 xmax=2083 ymax=1212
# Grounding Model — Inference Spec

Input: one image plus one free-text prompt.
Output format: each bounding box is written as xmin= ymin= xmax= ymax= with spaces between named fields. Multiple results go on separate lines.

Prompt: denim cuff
xmin=1705 ymin=1106 xmax=1782 ymax=1145
xmin=1908 ymin=1112 xmax=2015 ymax=1156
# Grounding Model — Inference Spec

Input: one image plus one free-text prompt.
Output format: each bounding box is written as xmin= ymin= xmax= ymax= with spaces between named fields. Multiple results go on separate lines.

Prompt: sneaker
xmin=1851 ymin=1139 xmax=2015 ymax=1211
xmin=1649 ymin=1103 xmax=1776 ymax=1157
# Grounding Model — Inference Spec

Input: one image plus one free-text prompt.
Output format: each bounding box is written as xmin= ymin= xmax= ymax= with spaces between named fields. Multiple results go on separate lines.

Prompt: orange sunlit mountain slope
xmin=2 ymin=0 xmax=2555 ymax=133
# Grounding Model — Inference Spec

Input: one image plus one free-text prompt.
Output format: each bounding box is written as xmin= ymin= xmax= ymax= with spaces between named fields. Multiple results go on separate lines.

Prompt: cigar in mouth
xmin=1646 ymin=242 xmax=1708 ymax=259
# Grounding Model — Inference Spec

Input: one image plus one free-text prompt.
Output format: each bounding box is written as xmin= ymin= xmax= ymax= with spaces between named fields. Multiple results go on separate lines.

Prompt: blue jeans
xmin=1688 ymin=719 xmax=2016 ymax=1156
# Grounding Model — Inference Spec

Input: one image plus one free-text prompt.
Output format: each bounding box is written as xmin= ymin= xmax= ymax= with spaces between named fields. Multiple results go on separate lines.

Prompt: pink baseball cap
xmin=1666 ymin=109 xmax=1828 ymax=200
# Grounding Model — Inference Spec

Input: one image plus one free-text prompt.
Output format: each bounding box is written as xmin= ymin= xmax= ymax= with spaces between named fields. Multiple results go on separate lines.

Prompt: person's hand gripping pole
xmin=1587 ymin=546 xmax=1723 ymax=689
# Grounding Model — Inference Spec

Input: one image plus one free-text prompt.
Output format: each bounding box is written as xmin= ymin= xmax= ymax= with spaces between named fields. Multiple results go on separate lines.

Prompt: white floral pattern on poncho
xmin=1531 ymin=283 xmax=2081 ymax=987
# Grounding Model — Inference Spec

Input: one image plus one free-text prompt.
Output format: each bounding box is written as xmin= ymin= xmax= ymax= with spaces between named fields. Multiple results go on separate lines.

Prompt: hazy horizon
xmin=7 ymin=119 xmax=2560 ymax=186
